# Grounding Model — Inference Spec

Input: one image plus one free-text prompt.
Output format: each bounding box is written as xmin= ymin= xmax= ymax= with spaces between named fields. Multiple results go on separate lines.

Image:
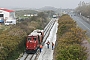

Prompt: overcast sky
xmin=0 ymin=0 xmax=89 ymax=9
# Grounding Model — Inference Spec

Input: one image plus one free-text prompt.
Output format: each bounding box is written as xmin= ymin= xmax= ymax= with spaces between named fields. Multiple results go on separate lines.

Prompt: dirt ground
xmin=82 ymin=40 xmax=90 ymax=60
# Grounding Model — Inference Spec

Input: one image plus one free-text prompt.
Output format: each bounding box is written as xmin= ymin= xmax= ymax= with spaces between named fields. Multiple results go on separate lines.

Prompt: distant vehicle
xmin=26 ymin=29 xmax=44 ymax=54
xmin=74 ymin=15 xmax=76 ymax=16
xmin=53 ymin=15 xmax=57 ymax=18
xmin=5 ymin=19 xmax=16 ymax=25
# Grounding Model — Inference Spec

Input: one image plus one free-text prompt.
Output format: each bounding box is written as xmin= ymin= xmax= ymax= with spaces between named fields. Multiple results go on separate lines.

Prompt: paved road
xmin=71 ymin=14 xmax=90 ymax=37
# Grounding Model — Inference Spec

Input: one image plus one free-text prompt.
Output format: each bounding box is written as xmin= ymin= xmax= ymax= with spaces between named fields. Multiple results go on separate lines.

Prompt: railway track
xmin=19 ymin=49 xmax=40 ymax=60
xmin=24 ymin=54 xmax=34 ymax=60
xmin=19 ymin=18 xmax=57 ymax=60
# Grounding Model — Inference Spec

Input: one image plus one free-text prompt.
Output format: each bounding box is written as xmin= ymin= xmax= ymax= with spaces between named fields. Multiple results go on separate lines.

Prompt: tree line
xmin=75 ymin=1 xmax=90 ymax=18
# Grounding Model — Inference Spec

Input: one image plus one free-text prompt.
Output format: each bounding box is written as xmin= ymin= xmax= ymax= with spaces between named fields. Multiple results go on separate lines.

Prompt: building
xmin=0 ymin=8 xmax=16 ymax=23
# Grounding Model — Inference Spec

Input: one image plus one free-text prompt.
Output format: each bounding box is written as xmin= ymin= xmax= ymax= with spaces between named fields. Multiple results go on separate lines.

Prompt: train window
xmin=33 ymin=37 xmax=37 ymax=41
xmin=28 ymin=38 xmax=31 ymax=41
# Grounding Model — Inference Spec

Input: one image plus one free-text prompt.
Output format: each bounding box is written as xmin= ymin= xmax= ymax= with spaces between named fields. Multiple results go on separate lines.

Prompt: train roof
xmin=28 ymin=32 xmax=41 ymax=36
xmin=33 ymin=29 xmax=44 ymax=32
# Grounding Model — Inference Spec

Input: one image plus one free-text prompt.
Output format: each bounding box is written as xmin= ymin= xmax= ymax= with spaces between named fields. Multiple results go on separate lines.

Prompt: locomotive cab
xmin=33 ymin=29 xmax=44 ymax=43
xmin=26 ymin=32 xmax=42 ymax=53
xmin=26 ymin=36 xmax=38 ymax=50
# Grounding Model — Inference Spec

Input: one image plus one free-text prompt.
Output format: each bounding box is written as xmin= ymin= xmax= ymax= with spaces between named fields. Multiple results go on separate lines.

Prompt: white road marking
xmin=78 ymin=20 xmax=90 ymax=30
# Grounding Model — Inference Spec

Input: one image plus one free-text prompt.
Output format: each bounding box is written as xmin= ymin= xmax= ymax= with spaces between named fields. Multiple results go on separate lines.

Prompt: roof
xmin=0 ymin=8 xmax=14 ymax=12
xmin=28 ymin=32 xmax=41 ymax=36
xmin=33 ymin=29 xmax=44 ymax=32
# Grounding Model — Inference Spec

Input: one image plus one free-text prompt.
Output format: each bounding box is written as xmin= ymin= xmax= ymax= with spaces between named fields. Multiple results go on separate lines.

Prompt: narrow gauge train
xmin=26 ymin=29 xmax=44 ymax=53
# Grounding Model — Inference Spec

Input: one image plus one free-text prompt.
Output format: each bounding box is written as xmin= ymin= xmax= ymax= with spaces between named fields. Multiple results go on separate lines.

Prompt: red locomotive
xmin=26 ymin=29 xmax=44 ymax=53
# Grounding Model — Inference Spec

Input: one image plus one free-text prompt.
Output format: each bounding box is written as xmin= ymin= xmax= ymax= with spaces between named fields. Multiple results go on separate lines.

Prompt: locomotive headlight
xmin=27 ymin=46 xmax=28 ymax=47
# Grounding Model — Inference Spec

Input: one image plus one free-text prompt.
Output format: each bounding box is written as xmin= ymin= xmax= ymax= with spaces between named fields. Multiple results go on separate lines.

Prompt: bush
xmin=55 ymin=14 xmax=87 ymax=60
